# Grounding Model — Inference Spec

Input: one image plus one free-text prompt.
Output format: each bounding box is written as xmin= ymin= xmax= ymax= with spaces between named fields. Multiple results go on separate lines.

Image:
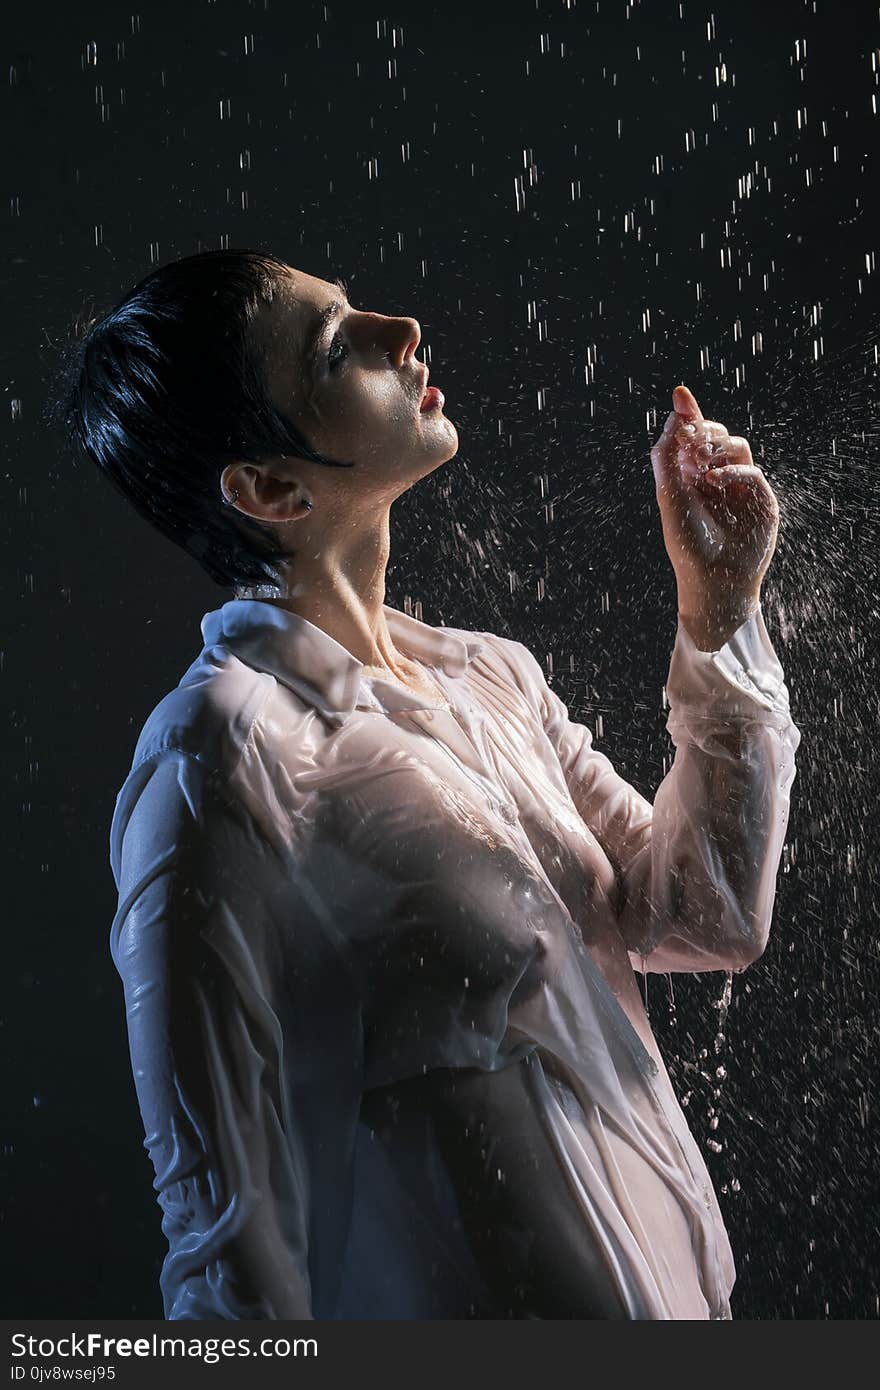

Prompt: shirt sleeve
xmin=109 ymin=750 xmax=339 ymax=1319
xmin=499 ymin=606 xmax=801 ymax=973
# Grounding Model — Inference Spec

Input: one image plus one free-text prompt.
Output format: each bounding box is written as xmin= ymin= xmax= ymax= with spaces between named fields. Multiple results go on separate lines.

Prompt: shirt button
xmin=498 ymin=802 xmax=517 ymax=823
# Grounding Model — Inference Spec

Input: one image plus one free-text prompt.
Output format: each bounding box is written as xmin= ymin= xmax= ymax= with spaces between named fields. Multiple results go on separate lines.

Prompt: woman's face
xmin=258 ymin=265 xmax=459 ymax=498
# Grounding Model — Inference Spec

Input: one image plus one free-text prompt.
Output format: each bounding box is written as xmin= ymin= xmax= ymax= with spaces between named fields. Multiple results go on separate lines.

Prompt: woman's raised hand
xmin=650 ymin=384 xmax=780 ymax=648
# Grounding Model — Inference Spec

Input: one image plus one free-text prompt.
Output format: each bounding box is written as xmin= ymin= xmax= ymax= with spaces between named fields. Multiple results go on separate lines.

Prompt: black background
xmin=2 ymin=0 xmax=878 ymax=1319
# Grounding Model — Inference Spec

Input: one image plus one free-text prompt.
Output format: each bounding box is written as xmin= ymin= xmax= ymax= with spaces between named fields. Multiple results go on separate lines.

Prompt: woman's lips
xmin=419 ymin=386 xmax=445 ymax=413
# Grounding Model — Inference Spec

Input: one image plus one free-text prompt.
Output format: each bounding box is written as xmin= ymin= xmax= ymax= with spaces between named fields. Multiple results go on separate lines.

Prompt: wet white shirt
xmin=109 ymin=597 xmax=800 ymax=1320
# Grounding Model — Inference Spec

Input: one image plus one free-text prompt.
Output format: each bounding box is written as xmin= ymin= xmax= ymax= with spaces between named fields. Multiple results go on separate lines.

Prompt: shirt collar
xmin=199 ymin=598 xmax=485 ymax=727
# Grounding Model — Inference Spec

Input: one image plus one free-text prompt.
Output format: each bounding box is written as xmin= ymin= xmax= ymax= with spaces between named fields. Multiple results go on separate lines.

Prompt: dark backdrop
xmin=2 ymin=0 xmax=878 ymax=1319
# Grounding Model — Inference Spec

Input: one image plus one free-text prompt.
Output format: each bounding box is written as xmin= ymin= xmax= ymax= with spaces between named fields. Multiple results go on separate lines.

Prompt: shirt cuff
xmin=665 ymin=604 xmax=794 ymax=729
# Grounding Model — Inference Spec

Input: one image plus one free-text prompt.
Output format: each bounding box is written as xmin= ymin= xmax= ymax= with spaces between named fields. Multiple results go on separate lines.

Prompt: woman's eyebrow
xmin=305 ymin=277 xmax=351 ymax=384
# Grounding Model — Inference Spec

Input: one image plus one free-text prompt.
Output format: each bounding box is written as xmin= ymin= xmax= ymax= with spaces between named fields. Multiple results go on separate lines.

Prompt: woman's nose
xmin=363 ymin=312 xmax=420 ymax=366
xmin=397 ymin=316 xmax=421 ymax=364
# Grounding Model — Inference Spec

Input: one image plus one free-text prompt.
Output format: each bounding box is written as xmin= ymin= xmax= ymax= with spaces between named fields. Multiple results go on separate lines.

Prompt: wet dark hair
xmin=47 ymin=247 xmax=354 ymax=590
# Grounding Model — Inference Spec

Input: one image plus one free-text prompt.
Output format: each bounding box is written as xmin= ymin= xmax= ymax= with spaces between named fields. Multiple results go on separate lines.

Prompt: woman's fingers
xmin=663 ymin=424 xmax=732 ymax=497
xmin=707 ymin=433 xmax=750 ymax=460
xmin=681 ymin=423 xmax=734 ymax=476
xmin=697 ymin=459 xmax=779 ymax=519
xmin=693 ymin=422 xmax=735 ymax=451
xmin=651 ymin=386 xmax=779 ymax=584
xmin=672 ymin=383 xmax=703 ymax=422
xmin=700 ymin=462 xmax=762 ymax=486
xmin=651 ymin=389 xmax=769 ymax=514
xmin=696 ymin=434 xmax=748 ymax=473
xmin=723 ymin=435 xmax=752 ymax=455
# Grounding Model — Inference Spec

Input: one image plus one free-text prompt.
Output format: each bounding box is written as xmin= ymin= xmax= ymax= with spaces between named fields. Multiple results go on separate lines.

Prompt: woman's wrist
xmin=676 ymin=588 xmax=761 ymax=651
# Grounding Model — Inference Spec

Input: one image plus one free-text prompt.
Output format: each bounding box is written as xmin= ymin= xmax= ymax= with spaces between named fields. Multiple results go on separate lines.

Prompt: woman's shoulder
xmin=125 ymin=642 xmax=276 ymax=789
xmin=109 ymin=649 xmax=296 ymax=893
xmin=442 ymin=620 xmax=549 ymax=702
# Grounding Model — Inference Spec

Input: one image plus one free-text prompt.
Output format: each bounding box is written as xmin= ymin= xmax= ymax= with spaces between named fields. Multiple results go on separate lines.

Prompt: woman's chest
xmin=292 ymin=697 xmax=644 ymax=1029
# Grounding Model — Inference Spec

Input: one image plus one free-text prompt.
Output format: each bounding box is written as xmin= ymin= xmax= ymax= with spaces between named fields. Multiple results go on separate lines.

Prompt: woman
xmin=63 ymin=248 xmax=800 ymax=1319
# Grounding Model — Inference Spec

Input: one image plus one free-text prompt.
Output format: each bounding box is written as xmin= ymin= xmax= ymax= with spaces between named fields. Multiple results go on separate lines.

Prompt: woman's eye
xmin=327 ymin=332 xmax=348 ymax=370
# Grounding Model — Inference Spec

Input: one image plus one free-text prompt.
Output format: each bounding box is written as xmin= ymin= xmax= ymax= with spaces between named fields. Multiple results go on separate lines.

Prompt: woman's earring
xmin=301 ymin=498 xmax=313 ymax=511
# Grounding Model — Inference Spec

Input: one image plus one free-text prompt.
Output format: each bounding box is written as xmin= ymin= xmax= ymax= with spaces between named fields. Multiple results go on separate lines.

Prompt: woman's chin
xmin=435 ymin=424 xmax=459 ymax=462
xmin=432 ymin=413 xmax=458 ymax=448
xmin=417 ymin=436 xmax=459 ymax=479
